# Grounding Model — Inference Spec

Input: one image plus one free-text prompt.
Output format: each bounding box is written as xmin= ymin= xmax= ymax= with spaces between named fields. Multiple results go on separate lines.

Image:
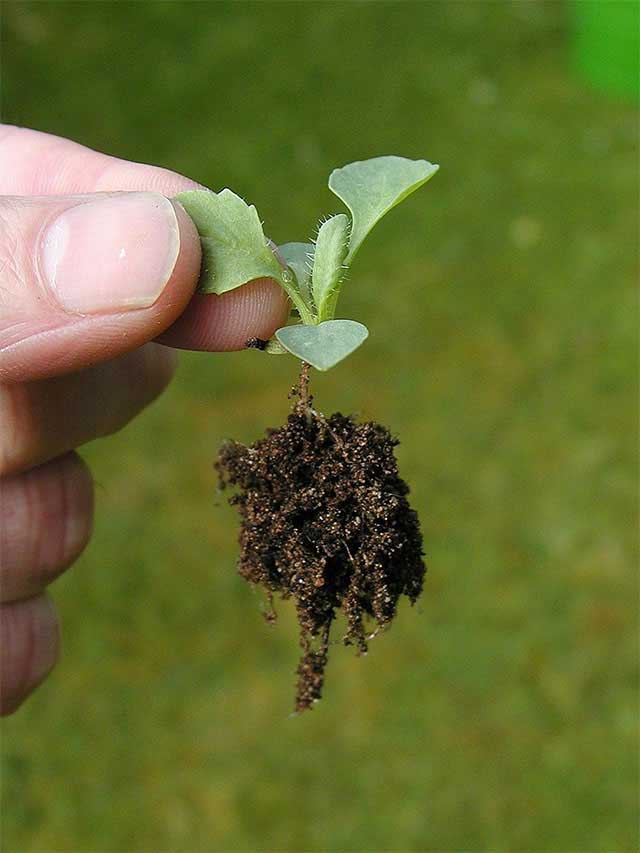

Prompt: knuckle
xmin=0 ymin=205 xmax=20 ymax=277
xmin=0 ymin=199 xmax=33 ymax=299
xmin=0 ymin=196 xmax=62 ymax=370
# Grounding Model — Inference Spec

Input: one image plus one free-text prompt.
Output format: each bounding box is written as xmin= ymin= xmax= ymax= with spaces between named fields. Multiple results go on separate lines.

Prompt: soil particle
xmin=216 ymin=365 xmax=426 ymax=711
xmin=245 ymin=337 xmax=269 ymax=351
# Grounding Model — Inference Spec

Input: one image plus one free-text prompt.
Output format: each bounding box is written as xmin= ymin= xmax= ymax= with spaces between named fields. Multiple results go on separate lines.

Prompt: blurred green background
xmin=1 ymin=1 xmax=637 ymax=851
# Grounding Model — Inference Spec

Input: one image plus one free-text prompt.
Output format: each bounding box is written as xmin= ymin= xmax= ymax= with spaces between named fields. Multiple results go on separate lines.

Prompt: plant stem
xmin=298 ymin=362 xmax=311 ymax=407
xmin=279 ymin=270 xmax=316 ymax=325
xmin=289 ymin=361 xmax=312 ymax=412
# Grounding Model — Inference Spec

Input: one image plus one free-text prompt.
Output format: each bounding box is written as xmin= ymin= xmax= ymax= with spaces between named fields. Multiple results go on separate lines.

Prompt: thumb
xmin=0 ymin=192 xmax=201 ymax=382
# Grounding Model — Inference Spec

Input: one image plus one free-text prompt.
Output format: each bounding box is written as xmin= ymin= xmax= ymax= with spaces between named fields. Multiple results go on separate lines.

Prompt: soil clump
xmin=216 ymin=365 xmax=426 ymax=711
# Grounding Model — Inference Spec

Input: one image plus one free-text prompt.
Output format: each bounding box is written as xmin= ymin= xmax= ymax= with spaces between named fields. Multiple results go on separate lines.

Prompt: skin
xmin=0 ymin=125 xmax=290 ymax=715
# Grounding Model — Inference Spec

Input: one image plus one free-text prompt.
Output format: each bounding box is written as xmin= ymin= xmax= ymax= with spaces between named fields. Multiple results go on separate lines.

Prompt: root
xmin=217 ymin=369 xmax=426 ymax=711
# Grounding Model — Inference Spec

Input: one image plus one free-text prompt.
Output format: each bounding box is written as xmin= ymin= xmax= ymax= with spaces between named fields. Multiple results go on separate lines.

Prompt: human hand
xmin=0 ymin=125 xmax=289 ymax=714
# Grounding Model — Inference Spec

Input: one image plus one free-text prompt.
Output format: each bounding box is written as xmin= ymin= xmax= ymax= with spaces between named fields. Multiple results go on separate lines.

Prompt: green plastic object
xmin=572 ymin=0 xmax=639 ymax=100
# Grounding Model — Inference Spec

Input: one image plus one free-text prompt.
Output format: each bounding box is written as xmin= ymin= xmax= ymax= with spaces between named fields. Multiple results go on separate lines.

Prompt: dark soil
xmin=216 ymin=365 xmax=426 ymax=712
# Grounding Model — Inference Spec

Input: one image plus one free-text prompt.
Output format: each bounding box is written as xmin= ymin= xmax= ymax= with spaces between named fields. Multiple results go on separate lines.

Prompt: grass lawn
xmin=2 ymin=2 xmax=637 ymax=850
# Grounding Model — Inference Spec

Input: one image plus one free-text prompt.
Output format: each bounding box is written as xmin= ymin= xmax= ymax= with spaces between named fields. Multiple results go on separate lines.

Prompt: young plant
xmin=176 ymin=155 xmax=439 ymax=371
xmin=178 ymin=156 xmax=439 ymax=712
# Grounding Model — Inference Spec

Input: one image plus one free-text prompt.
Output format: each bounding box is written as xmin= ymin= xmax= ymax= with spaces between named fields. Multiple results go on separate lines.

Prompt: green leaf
xmin=279 ymin=242 xmax=315 ymax=307
xmin=175 ymin=189 xmax=283 ymax=295
xmin=311 ymin=214 xmax=350 ymax=322
xmin=328 ymin=156 xmax=439 ymax=263
xmin=275 ymin=320 xmax=369 ymax=371
xmin=264 ymin=337 xmax=288 ymax=355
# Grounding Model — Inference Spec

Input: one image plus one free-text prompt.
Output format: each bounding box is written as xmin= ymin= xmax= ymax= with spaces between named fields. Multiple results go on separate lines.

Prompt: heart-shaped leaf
xmin=328 ymin=155 xmax=439 ymax=263
xmin=175 ymin=189 xmax=283 ymax=295
xmin=275 ymin=320 xmax=369 ymax=371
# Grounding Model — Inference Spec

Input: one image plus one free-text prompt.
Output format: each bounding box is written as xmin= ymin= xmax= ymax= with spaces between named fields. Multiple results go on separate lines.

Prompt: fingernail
xmin=41 ymin=193 xmax=180 ymax=314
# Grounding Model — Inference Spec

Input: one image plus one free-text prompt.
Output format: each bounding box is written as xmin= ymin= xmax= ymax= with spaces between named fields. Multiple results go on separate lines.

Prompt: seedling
xmin=176 ymin=155 xmax=439 ymax=370
xmin=177 ymin=156 xmax=438 ymax=711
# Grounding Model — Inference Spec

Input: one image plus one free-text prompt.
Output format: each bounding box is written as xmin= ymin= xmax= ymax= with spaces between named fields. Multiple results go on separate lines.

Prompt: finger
xmin=0 ymin=192 xmax=201 ymax=382
xmin=0 ymin=594 xmax=60 ymax=716
xmin=158 ymin=278 xmax=291 ymax=351
xmin=0 ymin=124 xmax=205 ymax=196
xmin=0 ymin=192 xmax=200 ymax=380
xmin=0 ymin=126 xmax=291 ymax=363
xmin=0 ymin=343 xmax=176 ymax=477
xmin=1 ymin=454 xmax=93 ymax=603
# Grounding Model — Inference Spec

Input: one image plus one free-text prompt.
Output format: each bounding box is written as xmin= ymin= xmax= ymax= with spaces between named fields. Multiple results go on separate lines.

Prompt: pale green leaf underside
xmin=275 ymin=320 xmax=369 ymax=371
xmin=328 ymin=155 xmax=439 ymax=263
xmin=279 ymin=242 xmax=314 ymax=306
xmin=175 ymin=189 xmax=283 ymax=295
xmin=312 ymin=214 xmax=349 ymax=321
